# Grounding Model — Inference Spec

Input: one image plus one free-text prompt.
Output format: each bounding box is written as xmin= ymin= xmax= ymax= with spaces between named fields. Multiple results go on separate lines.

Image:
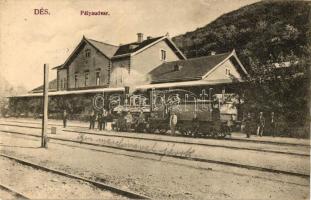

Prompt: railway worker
xmin=97 ymin=111 xmax=103 ymax=131
xmin=169 ymin=111 xmax=178 ymax=135
xmin=102 ymin=109 xmax=108 ymax=130
xmin=89 ymin=110 xmax=96 ymax=130
xmin=256 ymin=112 xmax=265 ymax=137
xmin=243 ymin=113 xmax=252 ymax=138
xmin=241 ymin=113 xmax=246 ymax=133
xmin=192 ymin=112 xmax=200 ymax=137
xmin=270 ymin=112 xmax=276 ymax=137
xmin=136 ymin=110 xmax=145 ymax=132
xmin=62 ymin=110 xmax=68 ymax=128
xmin=227 ymin=115 xmax=234 ymax=132
xmin=106 ymin=110 xmax=114 ymax=131
xmin=125 ymin=111 xmax=133 ymax=132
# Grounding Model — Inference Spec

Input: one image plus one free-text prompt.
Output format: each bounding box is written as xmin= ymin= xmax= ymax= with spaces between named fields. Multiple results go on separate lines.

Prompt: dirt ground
xmin=0 ymin=131 xmax=309 ymax=200
xmin=0 ymin=156 xmax=124 ymax=199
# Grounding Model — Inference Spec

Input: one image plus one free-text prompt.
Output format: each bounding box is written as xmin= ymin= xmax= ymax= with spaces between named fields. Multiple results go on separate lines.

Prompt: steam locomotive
xmin=106 ymin=87 xmax=232 ymax=138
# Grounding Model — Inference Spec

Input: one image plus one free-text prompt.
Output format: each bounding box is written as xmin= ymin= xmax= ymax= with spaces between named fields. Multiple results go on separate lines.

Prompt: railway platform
xmin=1 ymin=117 xmax=309 ymax=146
xmin=0 ymin=117 xmax=309 ymax=199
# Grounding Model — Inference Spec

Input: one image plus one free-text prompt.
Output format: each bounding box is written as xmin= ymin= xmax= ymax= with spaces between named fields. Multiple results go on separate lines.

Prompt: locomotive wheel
xmin=210 ymin=128 xmax=217 ymax=138
xmin=179 ymin=128 xmax=189 ymax=136
xmin=216 ymin=132 xmax=226 ymax=139
xmin=184 ymin=129 xmax=191 ymax=136
xmin=183 ymin=128 xmax=198 ymax=137
xmin=147 ymin=126 xmax=156 ymax=134
xmin=159 ymin=128 xmax=167 ymax=134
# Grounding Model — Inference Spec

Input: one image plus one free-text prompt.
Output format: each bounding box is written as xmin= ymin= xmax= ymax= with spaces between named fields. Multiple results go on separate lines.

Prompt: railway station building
xmin=8 ymin=33 xmax=248 ymax=121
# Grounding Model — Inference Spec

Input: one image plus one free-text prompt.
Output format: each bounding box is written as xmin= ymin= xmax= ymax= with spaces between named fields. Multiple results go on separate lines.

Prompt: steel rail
xmin=0 ymin=183 xmax=30 ymax=199
xmin=0 ymin=153 xmax=150 ymax=199
xmin=0 ymin=129 xmax=309 ymax=179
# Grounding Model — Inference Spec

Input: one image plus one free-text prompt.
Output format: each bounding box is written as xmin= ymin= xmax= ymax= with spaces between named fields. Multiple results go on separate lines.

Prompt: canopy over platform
xmin=135 ymin=78 xmax=244 ymax=90
xmin=8 ymin=87 xmax=125 ymax=98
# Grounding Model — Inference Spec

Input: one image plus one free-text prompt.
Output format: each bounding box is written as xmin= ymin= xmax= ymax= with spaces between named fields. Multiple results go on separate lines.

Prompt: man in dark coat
xmin=270 ymin=112 xmax=276 ymax=137
xmin=89 ymin=111 xmax=96 ymax=130
xmin=136 ymin=110 xmax=145 ymax=132
xmin=62 ymin=110 xmax=68 ymax=128
xmin=243 ymin=113 xmax=252 ymax=138
xmin=97 ymin=111 xmax=103 ymax=131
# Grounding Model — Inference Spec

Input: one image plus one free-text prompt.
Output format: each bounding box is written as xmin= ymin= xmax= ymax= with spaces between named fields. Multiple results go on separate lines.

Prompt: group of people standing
xmin=63 ymin=108 xmax=277 ymax=138
xmin=89 ymin=109 xmax=112 ymax=130
xmin=242 ymin=111 xmax=276 ymax=138
xmin=115 ymin=110 xmax=146 ymax=132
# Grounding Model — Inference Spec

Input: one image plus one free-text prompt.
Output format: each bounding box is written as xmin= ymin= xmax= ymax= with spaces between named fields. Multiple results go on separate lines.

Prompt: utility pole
xmin=41 ymin=64 xmax=49 ymax=148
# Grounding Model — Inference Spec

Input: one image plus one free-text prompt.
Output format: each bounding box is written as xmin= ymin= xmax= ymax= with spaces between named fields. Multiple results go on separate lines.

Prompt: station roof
xmin=53 ymin=35 xmax=186 ymax=70
xmin=148 ymin=50 xmax=248 ymax=84
xmin=113 ymin=36 xmax=163 ymax=56
xmin=31 ymin=78 xmax=58 ymax=93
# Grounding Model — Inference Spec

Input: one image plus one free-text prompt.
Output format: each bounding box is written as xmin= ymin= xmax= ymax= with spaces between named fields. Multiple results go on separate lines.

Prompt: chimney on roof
xmin=146 ymin=36 xmax=152 ymax=40
xmin=137 ymin=33 xmax=143 ymax=43
xmin=210 ymin=51 xmax=216 ymax=55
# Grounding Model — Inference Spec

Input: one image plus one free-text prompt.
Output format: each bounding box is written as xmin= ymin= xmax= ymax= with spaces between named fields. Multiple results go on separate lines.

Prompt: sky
xmin=0 ymin=0 xmax=259 ymax=91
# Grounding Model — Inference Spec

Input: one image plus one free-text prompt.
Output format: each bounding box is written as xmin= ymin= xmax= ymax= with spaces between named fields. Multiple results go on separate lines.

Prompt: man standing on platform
xmin=97 ymin=111 xmax=103 ymax=131
xmin=89 ymin=110 xmax=96 ymax=130
xmin=257 ymin=112 xmax=265 ymax=137
xmin=62 ymin=110 xmax=68 ymax=128
xmin=102 ymin=109 xmax=108 ymax=130
xmin=170 ymin=111 xmax=178 ymax=135
xmin=270 ymin=112 xmax=276 ymax=137
xmin=136 ymin=110 xmax=146 ymax=132
xmin=125 ymin=111 xmax=133 ymax=132
xmin=244 ymin=112 xmax=252 ymax=138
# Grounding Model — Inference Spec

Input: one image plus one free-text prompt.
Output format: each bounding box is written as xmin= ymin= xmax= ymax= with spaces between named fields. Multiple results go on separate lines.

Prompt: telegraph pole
xmin=41 ymin=64 xmax=49 ymax=148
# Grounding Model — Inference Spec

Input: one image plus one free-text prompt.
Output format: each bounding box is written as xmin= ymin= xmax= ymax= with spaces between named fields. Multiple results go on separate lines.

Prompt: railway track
xmin=0 ymin=128 xmax=309 ymax=179
xmin=0 ymin=183 xmax=30 ymax=199
xmin=0 ymin=153 xmax=149 ymax=199
xmin=0 ymin=122 xmax=309 ymax=157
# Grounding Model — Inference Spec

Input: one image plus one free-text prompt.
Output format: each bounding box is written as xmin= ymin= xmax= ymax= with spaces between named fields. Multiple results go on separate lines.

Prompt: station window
xmin=225 ymin=68 xmax=231 ymax=76
xmin=85 ymin=49 xmax=91 ymax=58
xmin=60 ymin=79 xmax=63 ymax=90
xmin=64 ymin=78 xmax=67 ymax=89
xmin=160 ymin=49 xmax=166 ymax=61
xmin=96 ymin=71 xmax=100 ymax=86
xmin=85 ymin=72 xmax=89 ymax=86
xmin=74 ymin=74 xmax=78 ymax=88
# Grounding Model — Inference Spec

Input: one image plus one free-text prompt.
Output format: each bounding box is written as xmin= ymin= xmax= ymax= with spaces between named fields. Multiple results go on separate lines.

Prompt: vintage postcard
xmin=0 ymin=0 xmax=310 ymax=199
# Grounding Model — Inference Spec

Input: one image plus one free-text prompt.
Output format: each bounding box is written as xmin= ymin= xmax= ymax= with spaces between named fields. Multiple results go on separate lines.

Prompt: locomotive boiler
xmin=110 ymin=87 xmax=231 ymax=138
